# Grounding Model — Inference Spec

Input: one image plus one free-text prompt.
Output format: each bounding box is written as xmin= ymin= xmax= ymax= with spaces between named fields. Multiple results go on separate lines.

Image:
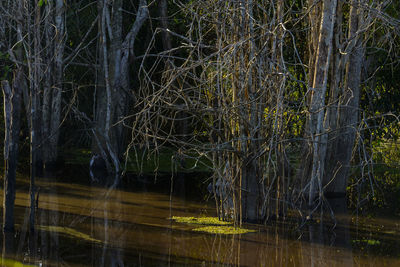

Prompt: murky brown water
xmin=1 ymin=174 xmax=400 ymax=266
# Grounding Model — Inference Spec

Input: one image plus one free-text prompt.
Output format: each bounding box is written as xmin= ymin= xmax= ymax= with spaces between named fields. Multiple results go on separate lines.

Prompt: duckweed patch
xmin=193 ymin=226 xmax=257 ymax=235
xmin=171 ymin=216 xmax=256 ymax=235
xmin=352 ymin=239 xmax=381 ymax=246
xmin=0 ymin=258 xmax=36 ymax=267
xmin=171 ymin=216 xmax=231 ymax=226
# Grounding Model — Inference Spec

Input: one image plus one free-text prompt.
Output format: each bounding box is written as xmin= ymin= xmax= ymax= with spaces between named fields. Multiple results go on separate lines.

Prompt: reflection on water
xmin=1 ymin=172 xmax=400 ymax=266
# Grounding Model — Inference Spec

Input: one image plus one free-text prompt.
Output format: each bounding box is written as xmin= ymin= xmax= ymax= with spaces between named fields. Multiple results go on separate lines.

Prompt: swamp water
xmin=1 ymin=170 xmax=400 ymax=266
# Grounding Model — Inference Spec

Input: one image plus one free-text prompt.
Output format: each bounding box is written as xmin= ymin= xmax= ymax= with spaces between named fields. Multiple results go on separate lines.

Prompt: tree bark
xmin=47 ymin=0 xmax=65 ymax=167
xmin=238 ymin=0 xmax=261 ymax=223
xmin=42 ymin=0 xmax=54 ymax=169
xmin=306 ymin=0 xmax=337 ymax=206
xmin=28 ymin=0 xmax=43 ymax=231
xmin=2 ymin=70 xmax=23 ymax=232
xmin=296 ymin=0 xmax=323 ymax=193
xmin=324 ymin=0 xmax=363 ymax=195
xmin=159 ymin=0 xmax=172 ymax=52
xmin=322 ymin=0 xmax=345 ymax=191
xmin=93 ymin=0 xmax=148 ymax=177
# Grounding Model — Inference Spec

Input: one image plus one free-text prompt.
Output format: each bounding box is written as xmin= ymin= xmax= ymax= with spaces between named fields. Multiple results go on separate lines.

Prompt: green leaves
xmin=38 ymin=0 xmax=48 ymax=7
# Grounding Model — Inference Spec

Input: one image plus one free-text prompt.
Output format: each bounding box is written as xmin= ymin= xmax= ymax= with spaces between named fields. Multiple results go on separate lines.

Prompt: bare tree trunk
xmin=93 ymin=0 xmax=148 ymax=178
xmin=29 ymin=0 xmax=43 ymax=232
xmin=297 ymin=0 xmax=322 ymax=193
xmin=241 ymin=0 xmax=260 ymax=223
xmin=42 ymin=0 xmax=54 ymax=169
xmin=109 ymin=0 xmax=123 ymax=159
xmin=324 ymin=0 xmax=364 ymax=195
xmin=322 ymin=0 xmax=344 ymax=191
xmin=47 ymin=0 xmax=65 ymax=168
xmin=159 ymin=0 xmax=172 ymax=52
xmin=92 ymin=0 xmax=116 ymax=177
xmin=306 ymin=0 xmax=337 ymax=206
xmin=117 ymin=0 xmax=148 ymax=156
xmin=2 ymin=70 xmax=22 ymax=232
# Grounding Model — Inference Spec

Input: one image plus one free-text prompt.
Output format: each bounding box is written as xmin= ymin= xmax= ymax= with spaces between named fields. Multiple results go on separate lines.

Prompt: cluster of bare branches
xmin=1 ymin=0 xmax=398 ymax=229
xmin=130 ymin=0 xmax=399 ymax=224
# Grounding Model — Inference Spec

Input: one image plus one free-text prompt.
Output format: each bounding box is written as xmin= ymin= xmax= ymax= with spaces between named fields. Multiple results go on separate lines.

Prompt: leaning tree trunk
xmin=1 ymin=70 xmax=23 ymax=232
xmin=117 ymin=0 xmax=148 ymax=156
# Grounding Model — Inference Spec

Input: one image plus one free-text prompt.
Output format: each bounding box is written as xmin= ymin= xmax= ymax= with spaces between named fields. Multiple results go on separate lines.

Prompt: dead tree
xmin=2 ymin=70 xmax=23 ymax=232
xmin=93 ymin=0 xmax=149 ymax=180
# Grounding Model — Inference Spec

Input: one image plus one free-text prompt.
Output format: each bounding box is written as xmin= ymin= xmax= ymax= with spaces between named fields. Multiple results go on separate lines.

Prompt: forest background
xmin=0 ymin=0 xmax=399 ymax=232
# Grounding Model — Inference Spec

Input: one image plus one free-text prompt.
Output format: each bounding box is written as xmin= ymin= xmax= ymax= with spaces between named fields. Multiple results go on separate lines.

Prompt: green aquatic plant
xmin=171 ymin=216 xmax=231 ymax=225
xmin=0 ymin=258 xmax=36 ymax=267
xmin=192 ymin=226 xmax=256 ymax=235
xmin=352 ymin=239 xmax=381 ymax=246
xmin=171 ymin=216 xmax=256 ymax=235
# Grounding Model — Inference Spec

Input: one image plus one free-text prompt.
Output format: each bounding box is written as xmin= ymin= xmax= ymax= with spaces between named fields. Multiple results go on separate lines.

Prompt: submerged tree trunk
xmin=1 ymin=71 xmax=23 ymax=232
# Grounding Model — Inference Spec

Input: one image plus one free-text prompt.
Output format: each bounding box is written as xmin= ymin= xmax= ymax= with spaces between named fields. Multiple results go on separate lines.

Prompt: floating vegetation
xmin=171 ymin=216 xmax=256 ymax=235
xmin=353 ymin=239 xmax=381 ymax=246
xmin=171 ymin=216 xmax=231 ymax=226
xmin=193 ymin=226 xmax=256 ymax=235
xmin=37 ymin=225 xmax=102 ymax=243
xmin=0 ymin=258 xmax=36 ymax=267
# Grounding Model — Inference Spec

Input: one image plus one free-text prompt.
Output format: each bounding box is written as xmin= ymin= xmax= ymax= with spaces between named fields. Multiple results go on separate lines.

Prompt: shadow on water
xmin=1 ymin=167 xmax=400 ymax=266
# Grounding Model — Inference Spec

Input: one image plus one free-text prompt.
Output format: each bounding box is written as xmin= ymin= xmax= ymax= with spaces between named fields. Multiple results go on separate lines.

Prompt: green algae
xmin=192 ymin=226 xmax=256 ymax=235
xmin=171 ymin=216 xmax=256 ymax=235
xmin=171 ymin=216 xmax=231 ymax=226
xmin=352 ymin=239 xmax=381 ymax=246
xmin=0 ymin=258 xmax=36 ymax=267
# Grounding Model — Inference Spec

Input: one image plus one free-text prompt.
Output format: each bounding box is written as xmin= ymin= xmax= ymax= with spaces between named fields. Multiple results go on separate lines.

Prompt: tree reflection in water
xmin=90 ymin=176 xmax=125 ymax=267
xmin=301 ymin=198 xmax=353 ymax=267
xmin=0 ymin=174 xmax=399 ymax=266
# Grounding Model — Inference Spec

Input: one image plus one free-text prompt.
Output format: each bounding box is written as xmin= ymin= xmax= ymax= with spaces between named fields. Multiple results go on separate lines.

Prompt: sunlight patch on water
xmin=37 ymin=225 xmax=102 ymax=243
